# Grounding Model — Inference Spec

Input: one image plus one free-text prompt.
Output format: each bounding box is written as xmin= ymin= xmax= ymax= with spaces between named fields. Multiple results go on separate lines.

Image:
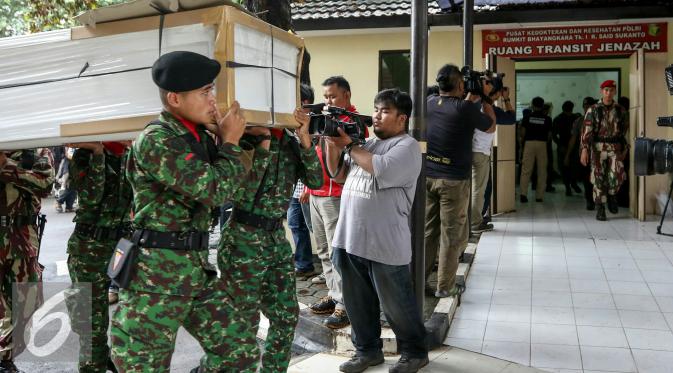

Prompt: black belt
xmin=427 ymin=155 xmax=451 ymax=165
xmin=75 ymin=223 xmax=131 ymax=241
xmin=0 ymin=214 xmax=37 ymax=228
xmin=595 ymin=136 xmax=623 ymax=144
xmin=231 ymin=209 xmax=283 ymax=232
xmin=133 ymin=229 xmax=209 ymax=251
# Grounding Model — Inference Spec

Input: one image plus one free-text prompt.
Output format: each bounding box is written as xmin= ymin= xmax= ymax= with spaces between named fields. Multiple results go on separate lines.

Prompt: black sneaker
xmin=607 ymin=195 xmax=619 ymax=214
xmin=324 ymin=308 xmax=350 ymax=329
xmin=596 ymin=204 xmax=607 ymax=221
xmin=586 ymin=200 xmax=596 ymax=211
xmin=339 ymin=352 xmax=385 ymax=373
xmin=295 ymin=268 xmax=316 ymax=278
xmin=472 ymin=222 xmax=494 ymax=234
xmin=0 ymin=360 xmax=23 ymax=373
xmin=309 ymin=296 xmax=336 ymax=315
xmin=520 ymin=195 xmax=528 ymax=203
xmin=482 ymin=214 xmax=492 ymax=224
xmin=389 ymin=355 xmax=430 ymax=373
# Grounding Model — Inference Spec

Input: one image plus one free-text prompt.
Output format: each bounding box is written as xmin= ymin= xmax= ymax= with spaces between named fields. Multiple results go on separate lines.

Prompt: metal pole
xmin=410 ymin=0 xmax=428 ymax=317
xmin=463 ymin=0 xmax=474 ymax=68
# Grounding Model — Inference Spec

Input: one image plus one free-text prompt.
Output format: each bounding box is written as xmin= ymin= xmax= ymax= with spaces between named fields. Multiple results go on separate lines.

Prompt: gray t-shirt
xmin=332 ymin=133 xmax=422 ymax=266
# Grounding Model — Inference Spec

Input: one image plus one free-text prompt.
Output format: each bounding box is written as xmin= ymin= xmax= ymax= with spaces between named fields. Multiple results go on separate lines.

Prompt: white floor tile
xmin=643 ymin=271 xmax=673 ymax=284
xmin=664 ymin=313 xmax=673 ymax=330
xmin=481 ymin=340 xmax=530 ymax=366
xmin=461 ymin=288 xmax=493 ymax=304
xmin=600 ymin=257 xmax=638 ymax=270
xmin=533 ymin=265 xmax=569 ymax=279
xmin=570 ymin=279 xmax=611 ymax=294
xmin=576 ymin=325 xmax=629 ymax=348
xmin=533 ymin=278 xmax=571 ymax=292
xmin=613 ymin=294 xmax=660 ymax=311
xmin=483 ymin=321 xmax=531 ymax=343
xmin=532 ymin=291 xmax=574 ymax=308
xmin=632 ymin=349 xmax=673 ymax=373
xmin=580 ymin=346 xmax=636 ymax=372
xmin=571 ymin=292 xmax=616 ymax=309
xmin=650 ymin=282 xmax=673 ymax=297
xmin=447 ymin=319 xmax=487 ymax=340
xmin=567 ymin=267 xmax=606 ymax=280
xmin=442 ymin=337 xmax=482 ymax=353
xmin=491 ymin=289 xmax=532 ymax=306
xmin=531 ymin=343 xmax=582 ymax=370
xmin=618 ymin=310 xmax=671 ymax=330
xmin=624 ymin=328 xmax=673 ymax=351
xmin=531 ymin=323 xmax=579 ymax=345
xmin=493 ymin=276 xmax=532 ymax=291
xmin=656 ymin=297 xmax=673 ymax=312
xmin=487 ymin=304 xmax=532 ymax=323
xmin=454 ymin=303 xmax=490 ymax=321
xmin=604 ymin=269 xmax=645 ymax=282
xmin=608 ymin=281 xmax=653 ymax=296
xmin=566 ymin=256 xmax=603 ymax=269
xmin=532 ymin=306 xmax=575 ymax=325
xmin=574 ymin=308 xmax=622 ymax=327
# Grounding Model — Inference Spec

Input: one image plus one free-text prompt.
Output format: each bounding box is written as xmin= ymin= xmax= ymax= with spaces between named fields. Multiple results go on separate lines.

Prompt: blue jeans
xmin=332 ymin=248 xmax=428 ymax=359
xmin=287 ymin=197 xmax=314 ymax=272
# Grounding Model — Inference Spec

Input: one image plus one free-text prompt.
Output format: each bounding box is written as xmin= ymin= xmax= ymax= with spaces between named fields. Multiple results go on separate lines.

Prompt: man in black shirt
xmin=520 ymin=97 xmax=552 ymax=203
xmin=552 ymin=100 xmax=581 ymax=196
xmin=424 ymin=64 xmax=495 ymax=298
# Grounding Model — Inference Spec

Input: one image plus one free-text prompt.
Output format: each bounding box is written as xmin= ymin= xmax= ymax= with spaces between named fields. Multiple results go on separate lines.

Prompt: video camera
xmin=634 ymin=64 xmax=673 ymax=176
xmin=302 ymin=104 xmax=371 ymax=142
xmin=461 ymin=66 xmax=505 ymax=98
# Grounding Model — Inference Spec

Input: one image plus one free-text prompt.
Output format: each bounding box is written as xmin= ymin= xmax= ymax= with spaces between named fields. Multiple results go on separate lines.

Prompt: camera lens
xmin=635 ymin=137 xmax=673 ymax=176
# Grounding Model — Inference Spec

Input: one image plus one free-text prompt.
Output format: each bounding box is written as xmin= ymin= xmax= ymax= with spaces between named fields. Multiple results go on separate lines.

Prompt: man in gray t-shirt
xmin=325 ymin=89 xmax=428 ymax=373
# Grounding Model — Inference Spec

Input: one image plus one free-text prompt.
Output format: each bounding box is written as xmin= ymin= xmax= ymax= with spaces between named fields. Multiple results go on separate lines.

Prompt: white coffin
xmin=0 ymin=3 xmax=304 ymax=150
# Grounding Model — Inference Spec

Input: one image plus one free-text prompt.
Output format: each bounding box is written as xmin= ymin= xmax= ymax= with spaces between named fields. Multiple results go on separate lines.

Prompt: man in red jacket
xmin=307 ymin=76 xmax=363 ymax=329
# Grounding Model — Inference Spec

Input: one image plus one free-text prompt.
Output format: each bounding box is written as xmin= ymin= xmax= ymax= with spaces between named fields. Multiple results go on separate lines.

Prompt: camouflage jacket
xmin=126 ymin=111 xmax=247 ymax=296
xmin=224 ymin=130 xmax=322 ymax=244
xmin=580 ymin=101 xmax=629 ymax=152
xmin=69 ymin=149 xmax=133 ymax=229
xmin=0 ymin=149 xmax=54 ymax=257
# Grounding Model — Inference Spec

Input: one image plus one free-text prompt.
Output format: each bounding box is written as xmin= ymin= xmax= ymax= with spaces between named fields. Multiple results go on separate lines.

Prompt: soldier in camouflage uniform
xmin=217 ymin=102 xmax=322 ymax=371
xmin=109 ymin=51 xmax=249 ymax=372
xmin=0 ymin=149 xmax=54 ymax=373
xmin=64 ymin=141 xmax=133 ymax=373
xmin=580 ymin=79 xmax=628 ymax=221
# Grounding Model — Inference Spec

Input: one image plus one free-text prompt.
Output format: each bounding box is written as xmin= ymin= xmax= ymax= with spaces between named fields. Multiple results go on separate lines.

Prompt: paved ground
xmin=446 ymin=190 xmax=673 ymax=373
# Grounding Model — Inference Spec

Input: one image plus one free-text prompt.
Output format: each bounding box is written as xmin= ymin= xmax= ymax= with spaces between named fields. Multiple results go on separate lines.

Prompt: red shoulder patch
xmin=185 ymin=153 xmax=195 ymax=161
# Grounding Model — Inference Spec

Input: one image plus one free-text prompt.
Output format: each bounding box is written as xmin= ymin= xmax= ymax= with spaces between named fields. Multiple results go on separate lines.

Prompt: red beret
xmin=600 ymin=80 xmax=616 ymax=89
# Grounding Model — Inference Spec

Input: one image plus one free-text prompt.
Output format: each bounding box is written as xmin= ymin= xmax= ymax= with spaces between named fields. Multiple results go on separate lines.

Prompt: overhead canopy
xmin=75 ymin=0 xmax=250 ymax=26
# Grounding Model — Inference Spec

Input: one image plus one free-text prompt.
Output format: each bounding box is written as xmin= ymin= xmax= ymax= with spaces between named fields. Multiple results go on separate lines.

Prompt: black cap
xmin=151 ymin=51 xmax=221 ymax=92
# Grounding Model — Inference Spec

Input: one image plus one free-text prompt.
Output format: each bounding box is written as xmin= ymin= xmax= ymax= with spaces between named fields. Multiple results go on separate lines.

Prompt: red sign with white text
xmin=482 ymin=23 xmax=667 ymax=59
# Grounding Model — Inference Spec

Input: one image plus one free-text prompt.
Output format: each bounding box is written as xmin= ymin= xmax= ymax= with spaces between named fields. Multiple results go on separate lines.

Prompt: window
xmin=379 ymin=50 xmax=411 ymax=93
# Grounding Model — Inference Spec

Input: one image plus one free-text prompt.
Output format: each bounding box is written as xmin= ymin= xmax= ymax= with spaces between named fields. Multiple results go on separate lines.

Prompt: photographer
xmin=325 ymin=89 xmax=428 ymax=373
xmin=425 ymin=64 xmax=495 ymax=298
xmin=519 ymin=97 xmax=552 ymax=203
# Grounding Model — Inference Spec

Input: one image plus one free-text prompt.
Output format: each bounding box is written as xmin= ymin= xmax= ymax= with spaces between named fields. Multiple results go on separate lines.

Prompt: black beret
xmin=151 ymin=51 xmax=221 ymax=92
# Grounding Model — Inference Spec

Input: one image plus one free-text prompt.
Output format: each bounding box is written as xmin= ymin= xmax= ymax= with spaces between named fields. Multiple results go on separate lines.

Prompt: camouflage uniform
xmin=64 ymin=147 xmax=133 ymax=372
xmin=110 ymin=111 xmax=247 ymax=372
xmin=0 ymin=149 xmax=54 ymax=360
xmin=580 ymin=101 xmax=629 ymax=204
xmin=218 ymin=130 xmax=322 ymax=372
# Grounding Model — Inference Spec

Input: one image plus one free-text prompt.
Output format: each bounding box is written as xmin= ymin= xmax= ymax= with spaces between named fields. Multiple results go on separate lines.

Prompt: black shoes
xmin=310 ymin=296 xmax=336 ymax=315
xmin=565 ymin=188 xmax=573 ymax=196
xmin=390 ymin=355 xmax=430 ymax=373
xmin=472 ymin=222 xmax=494 ymax=234
xmin=535 ymin=198 xmax=544 ymax=203
xmin=608 ymin=195 xmax=619 ymax=214
xmin=596 ymin=203 xmax=607 ymax=221
xmin=520 ymin=195 xmax=528 ymax=203
xmin=295 ymin=268 xmax=316 ymax=278
xmin=324 ymin=308 xmax=350 ymax=329
xmin=586 ymin=200 xmax=596 ymax=211
xmin=0 ymin=360 xmax=23 ymax=373
xmin=339 ymin=352 xmax=385 ymax=373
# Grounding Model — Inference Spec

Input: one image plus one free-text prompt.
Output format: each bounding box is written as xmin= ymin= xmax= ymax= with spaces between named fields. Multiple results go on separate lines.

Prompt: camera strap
xmin=320 ymin=139 xmax=347 ymax=180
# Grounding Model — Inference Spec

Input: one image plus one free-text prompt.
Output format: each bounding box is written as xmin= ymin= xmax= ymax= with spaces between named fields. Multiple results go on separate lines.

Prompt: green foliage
xmin=0 ymin=0 xmax=26 ymax=37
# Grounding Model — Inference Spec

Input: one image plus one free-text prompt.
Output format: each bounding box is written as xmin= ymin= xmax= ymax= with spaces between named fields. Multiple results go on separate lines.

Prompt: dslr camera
xmin=302 ymin=104 xmax=371 ymax=142
xmin=634 ymin=64 xmax=673 ymax=176
xmin=461 ymin=66 xmax=505 ymax=98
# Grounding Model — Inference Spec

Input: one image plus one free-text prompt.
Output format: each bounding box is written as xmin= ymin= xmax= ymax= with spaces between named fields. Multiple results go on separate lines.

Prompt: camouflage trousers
xmin=218 ymin=225 xmax=299 ymax=373
xmin=64 ymin=234 xmax=115 ymax=373
xmin=591 ymin=147 xmax=626 ymax=204
xmin=110 ymin=276 xmax=237 ymax=372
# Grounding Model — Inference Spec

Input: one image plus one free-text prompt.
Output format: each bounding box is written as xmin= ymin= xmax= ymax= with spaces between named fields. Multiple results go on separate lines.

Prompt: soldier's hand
xmin=299 ymin=189 xmax=310 ymax=204
xmin=215 ymin=101 xmax=246 ymax=145
xmin=65 ymin=142 xmax=104 ymax=155
xmin=580 ymin=148 xmax=589 ymax=166
xmin=294 ymin=108 xmax=312 ymax=149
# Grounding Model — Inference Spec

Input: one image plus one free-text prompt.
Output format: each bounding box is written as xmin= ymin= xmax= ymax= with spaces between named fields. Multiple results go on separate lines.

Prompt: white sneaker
xmin=311 ymin=273 xmax=326 ymax=284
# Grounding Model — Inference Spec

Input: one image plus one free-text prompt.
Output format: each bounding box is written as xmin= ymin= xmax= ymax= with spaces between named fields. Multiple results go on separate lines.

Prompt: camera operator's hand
xmin=65 ymin=142 xmax=104 ymax=155
xmin=213 ymin=101 xmax=247 ymax=146
xmin=294 ymin=108 xmax=312 ymax=149
xmin=325 ymin=128 xmax=353 ymax=150
xmin=580 ymin=148 xmax=589 ymax=166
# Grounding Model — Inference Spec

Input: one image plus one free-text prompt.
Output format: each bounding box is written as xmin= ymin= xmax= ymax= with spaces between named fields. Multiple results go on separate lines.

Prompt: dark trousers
xmin=482 ymin=167 xmax=492 ymax=217
xmin=288 ymin=197 xmax=314 ymax=272
xmin=332 ymin=248 xmax=427 ymax=359
xmin=57 ymin=189 xmax=77 ymax=209
xmin=557 ymin=147 xmax=573 ymax=190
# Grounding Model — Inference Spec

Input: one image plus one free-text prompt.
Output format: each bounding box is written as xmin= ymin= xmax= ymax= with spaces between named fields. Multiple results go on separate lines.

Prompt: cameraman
xmin=325 ymin=89 xmax=428 ymax=373
xmin=425 ymin=64 xmax=495 ymax=298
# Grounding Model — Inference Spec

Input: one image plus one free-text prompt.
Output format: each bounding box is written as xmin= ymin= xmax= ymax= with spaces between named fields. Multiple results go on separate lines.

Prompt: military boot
xmin=607 ymin=195 xmax=619 ymax=214
xmin=596 ymin=204 xmax=607 ymax=221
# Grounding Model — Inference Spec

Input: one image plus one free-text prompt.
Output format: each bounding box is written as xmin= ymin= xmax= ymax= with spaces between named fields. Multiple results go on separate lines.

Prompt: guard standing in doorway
xmin=580 ymin=80 xmax=629 ymax=221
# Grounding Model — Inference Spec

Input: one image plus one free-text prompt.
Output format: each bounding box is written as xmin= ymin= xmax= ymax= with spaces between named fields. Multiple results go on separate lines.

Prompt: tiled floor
xmin=446 ymin=191 xmax=673 ymax=373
